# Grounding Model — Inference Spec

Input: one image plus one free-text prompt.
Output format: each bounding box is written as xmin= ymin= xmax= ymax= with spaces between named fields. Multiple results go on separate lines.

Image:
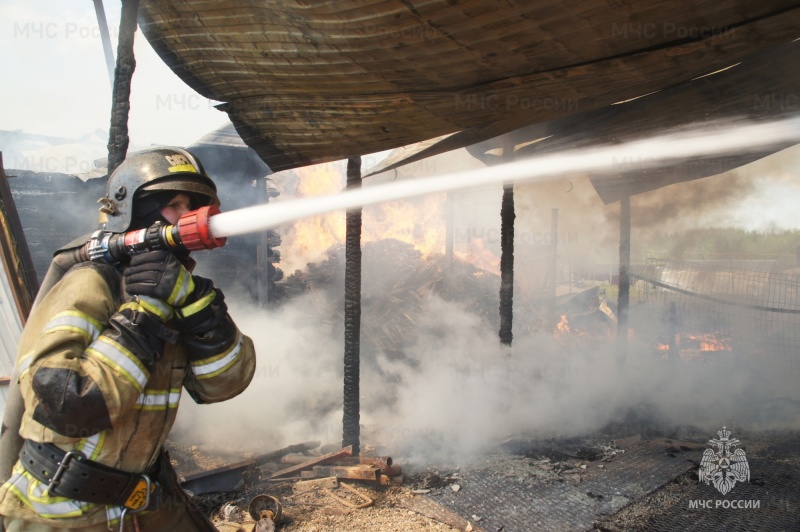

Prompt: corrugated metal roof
xmin=137 ymin=1 xmax=800 ymax=174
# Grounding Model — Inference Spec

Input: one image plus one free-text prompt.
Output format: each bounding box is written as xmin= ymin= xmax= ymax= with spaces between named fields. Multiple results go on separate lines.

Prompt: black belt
xmin=19 ymin=439 xmax=157 ymax=510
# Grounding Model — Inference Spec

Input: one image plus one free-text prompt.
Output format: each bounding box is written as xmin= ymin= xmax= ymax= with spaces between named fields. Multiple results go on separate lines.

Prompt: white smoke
xmin=171 ymin=289 xmax=800 ymax=469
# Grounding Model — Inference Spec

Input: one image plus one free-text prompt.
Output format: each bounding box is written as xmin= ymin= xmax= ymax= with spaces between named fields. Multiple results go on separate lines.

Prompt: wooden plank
xmin=181 ymin=440 xmax=321 ymax=495
xmin=311 ymin=465 xmax=380 ymax=482
xmin=292 ymin=476 xmax=338 ymax=494
xmin=400 ymin=496 xmax=485 ymax=532
xmin=267 ymin=446 xmax=353 ymax=479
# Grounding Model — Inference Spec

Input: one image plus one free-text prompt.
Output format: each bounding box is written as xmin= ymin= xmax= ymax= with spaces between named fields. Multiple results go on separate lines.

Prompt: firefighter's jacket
xmin=0 ymin=260 xmax=256 ymax=528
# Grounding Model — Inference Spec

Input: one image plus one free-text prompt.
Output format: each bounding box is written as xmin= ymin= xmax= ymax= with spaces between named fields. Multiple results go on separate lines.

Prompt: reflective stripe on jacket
xmin=0 ymin=261 xmax=256 ymax=527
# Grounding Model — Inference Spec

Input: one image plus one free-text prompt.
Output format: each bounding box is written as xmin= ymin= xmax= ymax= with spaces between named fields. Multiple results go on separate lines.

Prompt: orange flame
xmin=363 ymin=195 xmax=445 ymax=259
xmin=278 ymin=163 xmax=503 ymax=274
xmin=685 ymin=333 xmax=733 ymax=352
xmin=456 ymin=237 xmax=500 ymax=275
xmin=279 ymin=163 xmax=347 ymax=272
xmin=554 ymin=315 xmax=571 ymax=335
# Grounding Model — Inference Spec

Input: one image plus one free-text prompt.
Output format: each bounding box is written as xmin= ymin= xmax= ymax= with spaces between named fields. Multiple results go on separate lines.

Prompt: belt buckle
xmin=44 ymin=450 xmax=85 ymax=497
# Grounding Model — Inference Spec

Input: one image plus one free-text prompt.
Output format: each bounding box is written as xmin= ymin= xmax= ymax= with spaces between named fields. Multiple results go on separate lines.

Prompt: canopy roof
xmin=139 ymin=1 xmax=800 ymax=180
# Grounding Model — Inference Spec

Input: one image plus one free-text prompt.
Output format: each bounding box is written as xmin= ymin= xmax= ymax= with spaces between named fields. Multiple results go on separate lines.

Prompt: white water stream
xmin=210 ymin=117 xmax=800 ymax=238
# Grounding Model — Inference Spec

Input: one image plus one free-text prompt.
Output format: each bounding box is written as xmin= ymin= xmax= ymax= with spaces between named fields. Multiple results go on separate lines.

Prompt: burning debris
xmin=274 ymin=238 xmax=502 ymax=352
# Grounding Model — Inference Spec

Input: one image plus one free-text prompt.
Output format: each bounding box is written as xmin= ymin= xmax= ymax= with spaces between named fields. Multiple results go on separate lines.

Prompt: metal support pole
xmin=342 ymin=156 xmax=362 ymax=456
xmin=92 ymin=0 xmax=116 ymax=87
xmin=616 ymin=196 xmax=631 ymax=363
xmin=107 ymin=0 xmax=139 ymax=175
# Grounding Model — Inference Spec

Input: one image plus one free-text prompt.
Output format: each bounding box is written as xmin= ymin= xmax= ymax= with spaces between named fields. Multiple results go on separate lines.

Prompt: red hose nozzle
xmin=177 ymin=205 xmax=226 ymax=251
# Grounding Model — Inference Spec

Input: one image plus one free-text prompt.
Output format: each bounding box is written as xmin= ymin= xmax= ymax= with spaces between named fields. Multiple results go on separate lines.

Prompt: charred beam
xmin=498 ymin=136 xmax=515 ymax=345
xmin=445 ymin=192 xmax=454 ymax=272
xmin=311 ymin=464 xmax=380 ymax=482
xmin=107 ymin=0 xmax=139 ymax=175
xmin=268 ymin=446 xmax=353 ymax=480
xmin=550 ymin=208 xmax=559 ymax=318
xmin=616 ymin=195 xmax=631 ymax=363
xmin=0 ymin=155 xmax=38 ymax=323
xmin=343 ymin=155 xmax=362 ymax=455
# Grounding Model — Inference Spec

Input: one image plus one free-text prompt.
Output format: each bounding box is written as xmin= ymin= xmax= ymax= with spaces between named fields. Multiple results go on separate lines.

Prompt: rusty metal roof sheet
xmin=138 ymin=1 xmax=800 ymax=174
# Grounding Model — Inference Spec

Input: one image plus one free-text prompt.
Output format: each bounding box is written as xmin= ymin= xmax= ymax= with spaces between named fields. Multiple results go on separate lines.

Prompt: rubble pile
xmin=275 ymin=239 xmax=502 ymax=353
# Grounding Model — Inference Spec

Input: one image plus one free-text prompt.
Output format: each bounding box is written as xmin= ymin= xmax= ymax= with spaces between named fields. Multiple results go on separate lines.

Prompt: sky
xmin=1 ymin=0 xmax=228 ymax=148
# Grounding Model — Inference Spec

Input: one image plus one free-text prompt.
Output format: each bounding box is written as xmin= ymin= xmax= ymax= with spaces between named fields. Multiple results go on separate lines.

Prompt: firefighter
xmin=0 ymin=147 xmax=257 ymax=531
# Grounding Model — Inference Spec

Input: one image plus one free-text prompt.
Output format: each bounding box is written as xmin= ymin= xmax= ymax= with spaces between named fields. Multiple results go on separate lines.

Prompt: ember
xmin=683 ymin=332 xmax=733 ymax=352
xmin=554 ymin=314 xmax=571 ymax=335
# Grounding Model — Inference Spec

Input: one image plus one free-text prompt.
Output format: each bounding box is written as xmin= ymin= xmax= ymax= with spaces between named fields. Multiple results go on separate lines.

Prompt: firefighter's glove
xmin=174 ymin=275 xmax=229 ymax=335
xmin=124 ymin=250 xmax=195 ymax=309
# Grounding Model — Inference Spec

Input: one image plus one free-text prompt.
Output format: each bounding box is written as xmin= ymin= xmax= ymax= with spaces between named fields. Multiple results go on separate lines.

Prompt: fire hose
xmin=0 ymin=206 xmax=226 ymax=486
xmin=77 ymin=204 xmax=224 ymax=266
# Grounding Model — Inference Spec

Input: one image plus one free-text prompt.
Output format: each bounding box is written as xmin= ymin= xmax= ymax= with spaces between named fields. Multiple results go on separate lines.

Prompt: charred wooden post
xmin=498 ymin=139 xmax=515 ymax=345
xmin=499 ymin=184 xmax=515 ymax=345
xmin=107 ymin=0 xmax=139 ymax=175
xmin=259 ymin=179 xmax=283 ymax=306
xmin=667 ymin=301 xmax=678 ymax=358
xmin=549 ymin=208 xmax=559 ymax=318
xmin=0 ymin=154 xmax=38 ymax=323
xmin=343 ymin=156 xmax=362 ymax=455
xmin=616 ymin=196 xmax=631 ymax=363
xmin=445 ymin=192 xmax=454 ymax=272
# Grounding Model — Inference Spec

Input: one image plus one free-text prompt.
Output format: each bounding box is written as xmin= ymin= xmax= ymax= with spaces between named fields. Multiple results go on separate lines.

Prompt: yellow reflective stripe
xmin=130 ymin=297 xmax=173 ymax=322
xmin=16 ymin=351 xmax=35 ymax=379
xmin=177 ymin=290 xmax=215 ymax=319
xmin=191 ymin=332 xmax=243 ymax=380
xmin=135 ymin=388 xmax=181 ymax=410
xmin=167 ymin=268 xmax=194 ymax=306
xmin=119 ymin=302 xmax=138 ymax=312
xmin=86 ymin=337 xmax=149 ymax=392
xmin=168 ymin=163 xmax=197 ymax=173
xmin=106 ymin=504 xmax=123 ymax=522
xmin=42 ymin=310 xmax=103 ymax=342
xmin=6 ymin=465 xmax=90 ymax=518
xmin=76 ymin=432 xmax=105 ymax=461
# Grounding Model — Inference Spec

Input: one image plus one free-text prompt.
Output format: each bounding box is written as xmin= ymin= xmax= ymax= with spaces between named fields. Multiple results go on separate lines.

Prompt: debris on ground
xmin=167 ymin=428 xmax=800 ymax=531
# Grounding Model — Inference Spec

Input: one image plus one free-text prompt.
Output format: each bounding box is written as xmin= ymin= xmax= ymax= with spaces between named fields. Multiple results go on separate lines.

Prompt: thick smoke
xmin=171 ymin=131 xmax=800 ymax=467
xmin=172 ymin=286 xmax=799 ymax=468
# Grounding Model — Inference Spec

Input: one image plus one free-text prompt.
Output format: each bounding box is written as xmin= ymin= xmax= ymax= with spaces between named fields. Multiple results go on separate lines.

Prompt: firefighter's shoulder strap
xmin=31 ymin=233 xmax=93 ymax=309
